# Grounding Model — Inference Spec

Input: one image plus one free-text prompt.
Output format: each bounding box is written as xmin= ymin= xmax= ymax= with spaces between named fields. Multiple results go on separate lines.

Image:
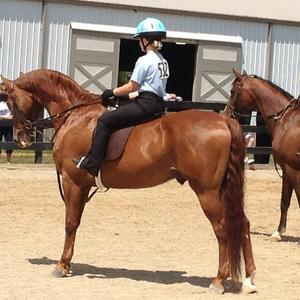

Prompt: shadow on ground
xmin=251 ymin=231 xmax=299 ymax=243
xmin=27 ymin=256 xmax=240 ymax=292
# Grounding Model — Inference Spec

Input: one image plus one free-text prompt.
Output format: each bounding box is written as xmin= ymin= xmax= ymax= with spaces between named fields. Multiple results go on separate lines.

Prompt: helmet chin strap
xmin=141 ymin=39 xmax=151 ymax=52
xmin=141 ymin=39 xmax=162 ymax=52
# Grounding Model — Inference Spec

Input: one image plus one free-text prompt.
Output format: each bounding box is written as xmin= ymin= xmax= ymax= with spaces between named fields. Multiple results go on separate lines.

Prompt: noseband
xmin=9 ymin=93 xmax=38 ymax=140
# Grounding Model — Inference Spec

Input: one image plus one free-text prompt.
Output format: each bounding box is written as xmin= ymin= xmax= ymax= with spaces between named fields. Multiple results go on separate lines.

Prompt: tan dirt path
xmin=0 ymin=165 xmax=299 ymax=300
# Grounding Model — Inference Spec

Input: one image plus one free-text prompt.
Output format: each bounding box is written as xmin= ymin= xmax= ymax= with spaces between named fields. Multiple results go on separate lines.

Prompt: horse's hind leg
xmin=241 ymin=214 xmax=256 ymax=293
xmin=192 ymin=187 xmax=229 ymax=294
xmin=53 ymin=181 xmax=90 ymax=277
xmin=271 ymin=173 xmax=293 ymax=242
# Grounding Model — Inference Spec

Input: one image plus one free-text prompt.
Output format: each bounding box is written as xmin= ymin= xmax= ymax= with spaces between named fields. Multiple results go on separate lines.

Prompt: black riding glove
xmin=101 ymin=89 xmax=114 ymax=101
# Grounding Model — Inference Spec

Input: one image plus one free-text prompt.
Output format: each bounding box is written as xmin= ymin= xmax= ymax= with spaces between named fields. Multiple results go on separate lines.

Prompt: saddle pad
xmin=105 ymin=126 xmax=134 ymax=161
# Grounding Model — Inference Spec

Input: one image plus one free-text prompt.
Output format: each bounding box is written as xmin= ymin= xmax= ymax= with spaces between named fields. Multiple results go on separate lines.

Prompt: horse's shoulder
xmin=54 ymin=110 xmax=98 ymax=146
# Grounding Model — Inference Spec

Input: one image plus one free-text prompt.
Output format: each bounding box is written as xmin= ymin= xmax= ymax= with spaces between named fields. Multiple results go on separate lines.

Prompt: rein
xmin=27 ymin=100 xmax=101 ymax=129
xmin=8 ymin=80 xmax=104 ymax=203
xmin=273 ymin=158 xmax=283 ymax=178
xmin=21 ymin=98 xmax=103 ymax=202
xmin=23 ymin=100 xmax=101 ymax=143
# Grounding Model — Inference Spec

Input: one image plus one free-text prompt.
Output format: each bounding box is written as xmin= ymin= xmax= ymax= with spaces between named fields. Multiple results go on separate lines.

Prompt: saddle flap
xmin=105 ymin=126 xmax=134 ymax=161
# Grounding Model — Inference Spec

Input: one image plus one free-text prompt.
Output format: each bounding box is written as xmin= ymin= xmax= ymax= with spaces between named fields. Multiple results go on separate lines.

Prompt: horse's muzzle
xmin=14 ymin=130 xmax=35 ymax=148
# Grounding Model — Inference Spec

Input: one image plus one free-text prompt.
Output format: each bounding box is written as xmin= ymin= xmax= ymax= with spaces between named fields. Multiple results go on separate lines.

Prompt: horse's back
xmin=100 ymin=109 xmax=235 ymax=188
xmin=161 ymin=109 xmax=233 ymax=160
xmin=127 ymin=109 xmax=233 ymax=154
xmin=161 ymin=109 xmax=233 ymax=146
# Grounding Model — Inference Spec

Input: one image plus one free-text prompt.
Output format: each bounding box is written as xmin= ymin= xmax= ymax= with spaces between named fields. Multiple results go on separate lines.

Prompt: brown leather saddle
xmin=105 ymin=126 xmax=134 ymax=161
xmin=104 ymin=112 xmax=165 ymax=161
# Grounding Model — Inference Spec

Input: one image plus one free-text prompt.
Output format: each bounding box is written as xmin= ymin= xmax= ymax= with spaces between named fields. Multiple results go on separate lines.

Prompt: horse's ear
xmin=19 ymin=71 xmax=25 ymax=77
xmin=232 ymin=68 xmax=242 ymax=80
xmin=242 ymin=69 xmax=248 ymax=76
xmin=0 ymin=76 xmax=14 ymax=93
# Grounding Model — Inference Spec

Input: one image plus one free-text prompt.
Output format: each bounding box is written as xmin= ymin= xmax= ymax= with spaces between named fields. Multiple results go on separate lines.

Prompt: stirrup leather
xmin=95 ymin=169 xmax=109 ymax=192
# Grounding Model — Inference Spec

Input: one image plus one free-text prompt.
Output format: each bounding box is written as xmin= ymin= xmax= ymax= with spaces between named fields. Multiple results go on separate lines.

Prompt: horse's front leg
xmin=271 ymin=173 xmax=293 ymax=242
xmin=53 ymin=182 xmax=90 ymax=277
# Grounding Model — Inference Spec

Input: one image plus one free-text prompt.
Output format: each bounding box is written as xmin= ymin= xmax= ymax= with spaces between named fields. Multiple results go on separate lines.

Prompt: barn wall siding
xmin=0 ymin=0 xmax=300 ymax=96
xmin=45 ymin=3 xmax=268 ymax=77
xmin=271 ymin=24 xmax=300 ymax=96
xmin=0 ymin=0 xmax=42 ymax=79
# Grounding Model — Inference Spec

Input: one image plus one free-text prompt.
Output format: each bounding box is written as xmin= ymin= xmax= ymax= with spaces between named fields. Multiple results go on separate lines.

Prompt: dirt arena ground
xmin=0 ymin=164 xmax=299 ymax=300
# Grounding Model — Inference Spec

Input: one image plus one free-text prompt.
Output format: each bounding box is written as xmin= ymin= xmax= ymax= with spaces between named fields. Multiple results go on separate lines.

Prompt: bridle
xmin=226 ymin=75 xmax=299 ymax=122
xmin=225 ymin=76 xmax=247 ymax=119
xmin=7 ymin=83 xmax=106 ymax=202
xmin=226 ymin=74 xmax=300 ymax=178
xmin=9 ymin=91 xmax=101 ymax=143
xmin=9 ymin=93 xmax=36 ymax=137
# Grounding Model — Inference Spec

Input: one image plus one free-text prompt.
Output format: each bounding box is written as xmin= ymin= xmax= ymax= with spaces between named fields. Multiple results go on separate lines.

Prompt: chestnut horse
xmin=225 ymin=69 xmax=300 ymax=242
xmin=1 ymin=69 xmax=256 ymax=293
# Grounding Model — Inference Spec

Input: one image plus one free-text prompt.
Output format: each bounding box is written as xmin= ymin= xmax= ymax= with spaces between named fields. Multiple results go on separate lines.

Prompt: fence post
xmin=34 ymin=128 xmax=43 ymax=163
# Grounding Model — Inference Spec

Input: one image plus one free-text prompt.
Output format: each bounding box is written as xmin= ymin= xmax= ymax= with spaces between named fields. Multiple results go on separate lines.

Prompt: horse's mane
xmin=15 ymin=69 xmax=99 ymax=103
xmin=251 ymin=75 xmax=294 ymax=100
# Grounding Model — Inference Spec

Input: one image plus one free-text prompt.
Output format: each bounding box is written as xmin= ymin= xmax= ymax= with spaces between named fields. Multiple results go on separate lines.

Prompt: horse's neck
xmin=32 ymin=81 xmax=87 ymax=130
xmin=251 ymin=84 xmax=290 ymax=132
xmin=41 ymin=90 xmax=76 ymax=114
xmin=29 ymin=76 xmax=87 ymax=112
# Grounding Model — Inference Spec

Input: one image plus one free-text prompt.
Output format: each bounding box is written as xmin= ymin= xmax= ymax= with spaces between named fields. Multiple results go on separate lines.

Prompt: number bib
xmin=158 ymin=60 xmax=169 ymax=79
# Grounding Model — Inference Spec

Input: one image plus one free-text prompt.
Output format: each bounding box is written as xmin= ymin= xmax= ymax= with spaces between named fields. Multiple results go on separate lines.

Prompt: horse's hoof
xmin=242 ymin=272 xmax=257 ymax=294
xmin=208 ymin=283 xmax=225 ymax=294
xmin=52 ymin=267 xmax=69 ymax=278
xmin=270 ymin=231 xmax=281 ymax=242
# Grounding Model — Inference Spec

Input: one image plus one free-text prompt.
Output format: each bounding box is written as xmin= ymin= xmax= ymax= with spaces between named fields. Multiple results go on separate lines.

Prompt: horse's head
xmin=224 ymin=69 xmax=258 ymax=117
xmin=1 ymin=75 xmax=43 ymax=148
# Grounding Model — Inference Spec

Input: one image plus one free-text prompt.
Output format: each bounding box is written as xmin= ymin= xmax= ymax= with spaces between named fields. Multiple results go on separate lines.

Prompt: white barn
xmin=1 ymin=0 xmax=300 ymax=101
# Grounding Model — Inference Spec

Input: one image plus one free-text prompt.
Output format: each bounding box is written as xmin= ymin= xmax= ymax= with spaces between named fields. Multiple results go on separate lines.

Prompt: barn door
xmin=69 ymin=31 xmax=120 ymax=93
xmin=192 ymin=43 xmax=242 ymax=102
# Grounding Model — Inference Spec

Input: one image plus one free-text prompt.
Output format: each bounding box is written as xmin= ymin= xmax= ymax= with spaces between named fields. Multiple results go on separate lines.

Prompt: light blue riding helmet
xmin=133 ymin=17 xmax=167 ymax=40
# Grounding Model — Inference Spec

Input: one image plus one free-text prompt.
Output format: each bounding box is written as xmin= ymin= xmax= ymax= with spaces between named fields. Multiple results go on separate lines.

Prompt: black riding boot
xmin=76 ymin=120 xmax=111 ymax=176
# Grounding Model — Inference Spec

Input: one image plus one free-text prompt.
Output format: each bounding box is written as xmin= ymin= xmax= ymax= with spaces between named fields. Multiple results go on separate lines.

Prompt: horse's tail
xmin=222 ymin=116 xmax=246 ymax=280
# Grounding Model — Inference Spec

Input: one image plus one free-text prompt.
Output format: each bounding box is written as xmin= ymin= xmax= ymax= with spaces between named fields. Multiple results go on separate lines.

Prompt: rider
xmin=75 ymin=17 xmax=170 ymax=177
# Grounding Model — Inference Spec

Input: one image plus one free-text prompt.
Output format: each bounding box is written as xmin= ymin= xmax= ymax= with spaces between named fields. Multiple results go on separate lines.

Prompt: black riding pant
xmin=86 ymin=92 xmax=165 ymax=171
xmin=0 ymin=126 xmax=13 ymax=154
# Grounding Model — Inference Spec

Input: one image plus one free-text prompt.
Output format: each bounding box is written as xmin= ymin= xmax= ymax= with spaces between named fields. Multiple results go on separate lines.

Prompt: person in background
xmin=244 ymin=133 xmax=255 ymax=163
xmin=75 ymin=17 xmax=172 ymax=177
xmin=244 ymin=111 xmax=257 ymax=170
xmin=0 ymin=90 xmax=13 ymax=163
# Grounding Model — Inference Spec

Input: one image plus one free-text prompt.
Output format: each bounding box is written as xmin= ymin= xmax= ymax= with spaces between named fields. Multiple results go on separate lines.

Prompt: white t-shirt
xmin=130 ymin=50 xmax=169 ymax=98
xmin=0 ymin=101 xmax=12 ymax=118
